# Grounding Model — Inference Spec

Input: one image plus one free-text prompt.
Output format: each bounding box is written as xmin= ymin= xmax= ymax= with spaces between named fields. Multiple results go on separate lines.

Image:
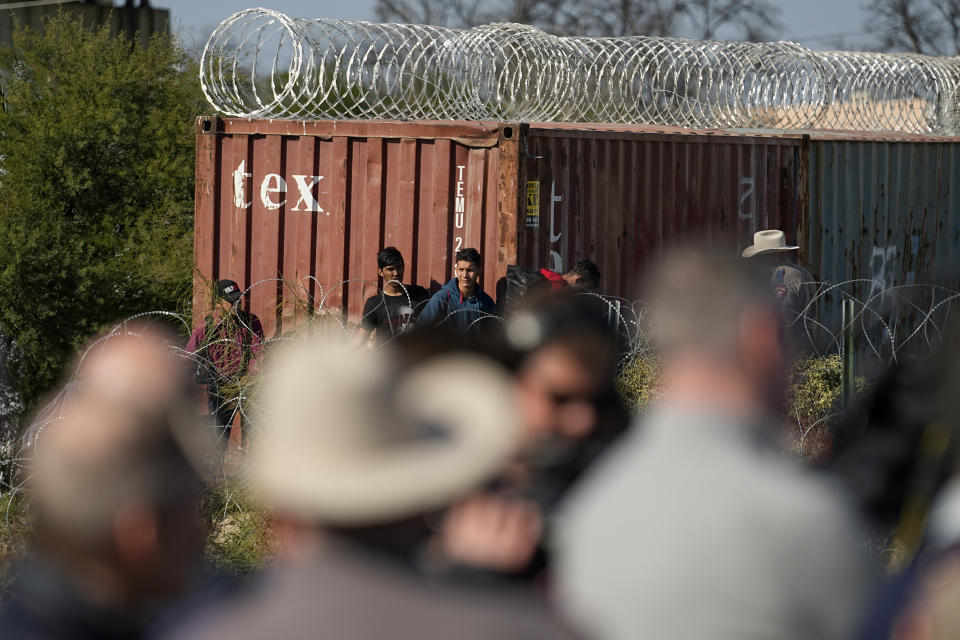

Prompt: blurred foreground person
xmin=0 ymin=328 xmax=213 ymax=640
xmin=168 ymin=336 xmax=577 ymax=640
xmin=853 ymin=326 xmax=960 ymax=639
xmin=557 ymin=246 xmax=873 ymax=640
xmin=430 ymin=292 xmax=629 ymax=582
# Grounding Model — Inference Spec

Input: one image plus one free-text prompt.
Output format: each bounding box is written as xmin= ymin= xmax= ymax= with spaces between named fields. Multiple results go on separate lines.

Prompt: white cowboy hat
xmin=247 ymin=335 xmax=519 ymax=526
xmin=741 ymin=229 xmax=800 ymax=258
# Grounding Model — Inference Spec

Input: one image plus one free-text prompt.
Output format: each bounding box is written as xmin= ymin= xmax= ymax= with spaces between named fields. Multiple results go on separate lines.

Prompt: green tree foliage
xmin=616 ymin=352 xmax=869 ymax=461
xmin=615 ymin=352 xmax=661 ymax=414
xmin=0 ymin=13 xmax=205 ymax=415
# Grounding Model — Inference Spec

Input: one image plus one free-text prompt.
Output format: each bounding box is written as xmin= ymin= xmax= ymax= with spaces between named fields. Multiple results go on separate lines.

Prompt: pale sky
xmin=160 ymin=0 xmax=877 ymax=53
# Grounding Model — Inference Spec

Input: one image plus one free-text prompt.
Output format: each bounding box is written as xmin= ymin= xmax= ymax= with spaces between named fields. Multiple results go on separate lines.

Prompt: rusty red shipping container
xmin=522 ymin=125 xmax=806 ymax=299
xmin=194 ymin=117 xmax=805 ymax=337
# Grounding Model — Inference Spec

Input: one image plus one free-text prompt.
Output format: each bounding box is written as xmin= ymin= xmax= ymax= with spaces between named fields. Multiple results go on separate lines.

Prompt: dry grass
xmin=201 ymin=482 xmax=273 ymax=575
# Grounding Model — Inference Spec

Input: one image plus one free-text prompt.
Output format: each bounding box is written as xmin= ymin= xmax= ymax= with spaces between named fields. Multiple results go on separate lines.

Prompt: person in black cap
xmin=186 ymin=279 xmax=264 ymax=447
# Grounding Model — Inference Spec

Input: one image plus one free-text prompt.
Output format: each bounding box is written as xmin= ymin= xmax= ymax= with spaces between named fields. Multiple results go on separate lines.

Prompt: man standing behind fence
xmin=742 ymin=230 xmax=816 ymax=350
xmin=557 ymin=246 xmax=873 ymax=640
xmin=417 ymin=248 xmax=496 ymax=332
xmin=353 ymin=247 xmax=430 ymax=347
xmin=498 ymin=258 xmax=602 ymax=316
xmin=539 ymin=259 xmax=601 ymax=292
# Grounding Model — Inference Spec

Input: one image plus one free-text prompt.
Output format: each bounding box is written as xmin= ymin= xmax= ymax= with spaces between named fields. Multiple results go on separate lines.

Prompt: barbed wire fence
xmin=200 ymin=8 xmax=960 ymax=135
xmin=0 ymin=276 xmax=956 ymax=562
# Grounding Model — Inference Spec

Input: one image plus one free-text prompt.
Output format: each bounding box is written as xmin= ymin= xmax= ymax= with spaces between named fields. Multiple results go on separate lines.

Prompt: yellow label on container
xmin=525 ymin=181 xmax=540 ymax=228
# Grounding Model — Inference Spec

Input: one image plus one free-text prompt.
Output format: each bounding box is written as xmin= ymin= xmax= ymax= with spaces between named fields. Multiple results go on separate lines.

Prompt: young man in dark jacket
xmin=417 ymin=248 xmax=496 ymax=332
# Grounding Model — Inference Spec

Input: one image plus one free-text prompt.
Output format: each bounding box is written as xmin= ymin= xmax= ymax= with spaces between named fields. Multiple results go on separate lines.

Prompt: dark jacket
xmin=0 ymin=557 xmax=145 ymax=640
xmin=416 ymin=278 xmax=496 ymax=332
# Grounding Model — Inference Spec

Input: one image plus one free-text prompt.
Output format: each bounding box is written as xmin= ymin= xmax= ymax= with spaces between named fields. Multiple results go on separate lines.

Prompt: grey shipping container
xmin=803 ymin=133 xmax=960 ymax=356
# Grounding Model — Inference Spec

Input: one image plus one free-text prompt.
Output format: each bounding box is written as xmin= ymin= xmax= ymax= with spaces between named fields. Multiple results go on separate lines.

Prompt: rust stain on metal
xmin=530 ymin=122 xmax=808 ymax=142
xmin=193 ymin=117 xmax=219 ymax=319
xmin=218 ymin=118 xmax=503 ymax=146
xmin=495 ymin=123 xmax=522 ymax=282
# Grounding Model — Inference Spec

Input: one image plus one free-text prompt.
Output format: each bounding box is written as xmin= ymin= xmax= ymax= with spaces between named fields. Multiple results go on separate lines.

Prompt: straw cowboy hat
xmin=741 ymin=230 xmax=800 ymax=258
xmin=248 ymin=335 xmax=519 ymax=526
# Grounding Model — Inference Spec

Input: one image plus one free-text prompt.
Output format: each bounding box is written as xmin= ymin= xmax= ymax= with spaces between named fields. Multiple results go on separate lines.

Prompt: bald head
xmin=29 ymin=328 xmax=209 ymax=551
xmin=77 ymin=331 xmax=192 ymax=415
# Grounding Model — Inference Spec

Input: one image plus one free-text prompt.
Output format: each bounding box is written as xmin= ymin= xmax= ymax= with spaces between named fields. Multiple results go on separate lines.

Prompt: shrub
xmin=616 ymin=352 xmax=867 ymax=462
xmin=0 ymin=493 xmax=30 ymax=602
xmin=616 ymin=352 xmax=661 ymax=414
xmin=0 ymin=13 xmax=205 ymax=419
xmin=786 ymin=355 xmax=869 ymax=461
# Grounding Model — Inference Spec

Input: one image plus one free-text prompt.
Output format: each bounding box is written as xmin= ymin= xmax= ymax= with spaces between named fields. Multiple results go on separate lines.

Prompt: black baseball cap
xmin=216 ymin=279 xmax=244 ymax=303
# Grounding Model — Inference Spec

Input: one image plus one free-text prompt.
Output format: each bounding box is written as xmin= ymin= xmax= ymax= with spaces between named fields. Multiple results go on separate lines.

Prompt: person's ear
xmin=738 ymin=304 xmax=784 ymax=376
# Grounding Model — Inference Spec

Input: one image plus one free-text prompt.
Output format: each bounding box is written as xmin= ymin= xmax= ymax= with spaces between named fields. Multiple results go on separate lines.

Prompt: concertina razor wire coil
xmin=201 ymin=8 xmax=960 ymax=135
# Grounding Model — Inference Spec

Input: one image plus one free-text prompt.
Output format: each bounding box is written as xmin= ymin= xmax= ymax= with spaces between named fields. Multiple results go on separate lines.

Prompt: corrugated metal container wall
xmin=806 ymin=137 xmax=960 ymax=355
xmin=807 ymin=137 xmax=960 ymax=291
xmin=195 ymin=119 xmax=811 ymax=334
xmin=194 ymin=118 xmax=519 ymax=339
xmin=522 ymin=126 xmax=807 ymax=297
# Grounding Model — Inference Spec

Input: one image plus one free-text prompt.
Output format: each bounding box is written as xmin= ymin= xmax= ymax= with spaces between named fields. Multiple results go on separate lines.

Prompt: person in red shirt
xmin=540 ymin=258 xmax=601 ymax=292
xmin=498 ymin=258 xmax=602 ymax=317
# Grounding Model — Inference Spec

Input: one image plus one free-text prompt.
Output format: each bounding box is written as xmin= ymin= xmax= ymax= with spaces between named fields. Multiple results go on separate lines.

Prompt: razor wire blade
xmin=198 ymin=8 xmax=960 ymax=134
